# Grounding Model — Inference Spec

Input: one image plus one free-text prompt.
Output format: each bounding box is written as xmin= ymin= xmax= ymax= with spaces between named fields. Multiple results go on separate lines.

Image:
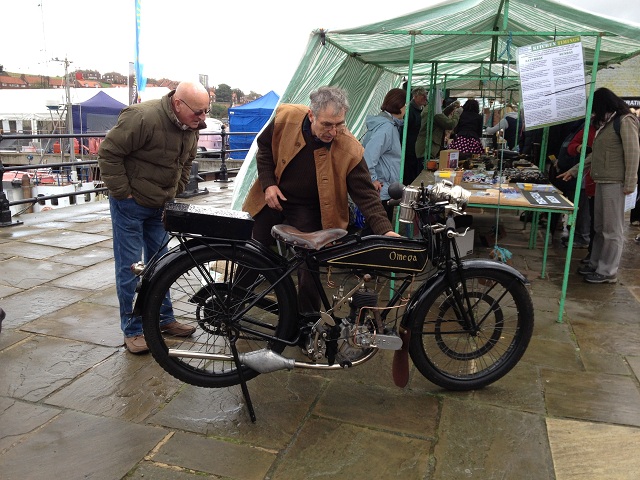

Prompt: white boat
xmin=2 ymin=169 xmax=101 ymax=215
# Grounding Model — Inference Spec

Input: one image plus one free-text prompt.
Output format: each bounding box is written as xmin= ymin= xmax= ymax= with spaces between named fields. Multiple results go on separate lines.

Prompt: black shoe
xmin=577 ymin=265 xmax=596 ymax=275
xmin=584 ymin=272 xmax=618 ymax=284
xmin=580 ymin=253 xmax=591 ymax=264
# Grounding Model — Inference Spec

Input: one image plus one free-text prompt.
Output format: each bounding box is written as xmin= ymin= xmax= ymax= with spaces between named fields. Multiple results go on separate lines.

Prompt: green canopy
xmin=232 ymin=0 xmax=640 ymax=209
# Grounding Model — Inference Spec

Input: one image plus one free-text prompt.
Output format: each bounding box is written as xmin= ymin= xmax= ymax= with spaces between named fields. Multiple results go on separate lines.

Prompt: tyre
xmin=142 ymin=244 xmax=297 ymax=388
xmin=408 ymin=267 xmax=534 ymax=390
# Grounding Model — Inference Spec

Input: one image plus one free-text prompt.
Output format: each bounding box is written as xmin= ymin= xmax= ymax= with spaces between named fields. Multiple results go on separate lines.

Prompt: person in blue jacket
xmin=362 ymin=88 xmax=406 ymax=222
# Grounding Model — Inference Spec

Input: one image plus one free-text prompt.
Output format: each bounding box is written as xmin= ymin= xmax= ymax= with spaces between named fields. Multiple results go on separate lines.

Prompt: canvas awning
xmin=279 ymin=0 xmax=640 ymax=136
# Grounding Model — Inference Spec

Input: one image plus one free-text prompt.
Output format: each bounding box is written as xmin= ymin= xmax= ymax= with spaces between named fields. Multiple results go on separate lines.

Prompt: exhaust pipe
xmin=239 ymin=349 xmax=296 ymax=373
xmin=169 ymin=348 xmax=295 ymax=373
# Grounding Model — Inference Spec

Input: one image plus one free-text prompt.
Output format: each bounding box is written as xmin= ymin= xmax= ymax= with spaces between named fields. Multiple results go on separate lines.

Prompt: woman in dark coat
xmin=449 ymin=99 xmax=484 ymax=155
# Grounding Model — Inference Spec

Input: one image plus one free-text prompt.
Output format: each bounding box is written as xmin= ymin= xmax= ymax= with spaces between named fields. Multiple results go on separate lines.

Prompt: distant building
xmin=0 ymin=75 xmax=26 ymax=88
xmin=102 ymin=71 xmax=127 ymax=85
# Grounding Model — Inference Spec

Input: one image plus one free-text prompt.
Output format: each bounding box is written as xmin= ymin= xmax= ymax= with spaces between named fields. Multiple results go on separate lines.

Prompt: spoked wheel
xmin=142 ymin=244 xmax=297 ymax=388
xmin=409 ymin=268 xmax=534 ymax=390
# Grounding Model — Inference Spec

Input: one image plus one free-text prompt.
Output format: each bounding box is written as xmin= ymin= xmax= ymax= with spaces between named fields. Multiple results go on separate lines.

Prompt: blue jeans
xmin=109 ymin=197 xmax=173 ymax=337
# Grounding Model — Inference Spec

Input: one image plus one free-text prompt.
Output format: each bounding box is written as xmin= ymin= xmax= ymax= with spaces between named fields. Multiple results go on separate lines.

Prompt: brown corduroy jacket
xmin=242 ymin=104 xmax=369 ymax=231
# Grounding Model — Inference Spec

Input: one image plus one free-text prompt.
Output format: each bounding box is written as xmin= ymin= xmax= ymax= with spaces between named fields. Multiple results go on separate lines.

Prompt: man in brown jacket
xmin=243 ymin=86 xmax=400 ymax=311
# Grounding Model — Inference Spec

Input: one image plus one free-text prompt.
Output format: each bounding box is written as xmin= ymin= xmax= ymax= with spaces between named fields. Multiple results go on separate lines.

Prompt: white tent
xmin=0 ymin=87 xmax=170 ymax=132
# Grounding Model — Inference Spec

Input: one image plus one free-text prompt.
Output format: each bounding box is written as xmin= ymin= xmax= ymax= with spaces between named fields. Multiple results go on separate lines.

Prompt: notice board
xmin=517 ymin=37 xmax=587 ymax=130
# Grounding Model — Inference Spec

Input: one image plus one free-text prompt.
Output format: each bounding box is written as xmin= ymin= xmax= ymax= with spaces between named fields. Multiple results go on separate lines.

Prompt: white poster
xmin=517 ymin=37 xmax=586 ymax=130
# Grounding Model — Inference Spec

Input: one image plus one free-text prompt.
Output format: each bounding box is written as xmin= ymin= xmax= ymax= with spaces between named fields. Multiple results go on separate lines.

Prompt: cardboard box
xmin=452 ymin=228 xmax=474 ymax=257
xmin=439 ymin=149 xmax=459 ymax=170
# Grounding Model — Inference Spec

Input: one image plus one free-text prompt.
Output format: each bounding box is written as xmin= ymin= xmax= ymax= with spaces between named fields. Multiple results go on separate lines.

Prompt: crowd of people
xmin=88 ymin=81 xmax=638 ymax=353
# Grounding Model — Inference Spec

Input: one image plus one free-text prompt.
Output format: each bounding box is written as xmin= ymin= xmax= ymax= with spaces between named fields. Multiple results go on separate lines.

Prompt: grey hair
xmin=412 ymin=87 xmax=427 ymax=98
xmin=309 ymin=86 xmax=350 ymax=116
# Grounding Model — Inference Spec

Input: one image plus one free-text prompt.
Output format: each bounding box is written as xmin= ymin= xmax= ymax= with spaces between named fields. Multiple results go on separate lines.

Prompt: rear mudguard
xmin=401 ymin=259 xmax=529 ymax=329
xmin=133 ymin=238 xmax=290 ymax=316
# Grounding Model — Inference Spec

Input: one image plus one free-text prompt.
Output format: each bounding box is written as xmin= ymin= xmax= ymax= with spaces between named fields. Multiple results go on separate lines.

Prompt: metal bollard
xmin=0 ymin=159 xmax=23 ymax=227
xmin=176 ymin=161 xmax=209 ymax=199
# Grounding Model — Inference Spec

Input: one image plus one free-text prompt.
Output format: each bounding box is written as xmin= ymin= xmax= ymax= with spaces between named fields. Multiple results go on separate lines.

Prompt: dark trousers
xmin=252 ymin=207 xmax=322 ymax=314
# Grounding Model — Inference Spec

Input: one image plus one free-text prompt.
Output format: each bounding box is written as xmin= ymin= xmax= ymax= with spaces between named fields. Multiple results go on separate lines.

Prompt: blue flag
xmin=134 ymin=0 xmax=146 ymax=95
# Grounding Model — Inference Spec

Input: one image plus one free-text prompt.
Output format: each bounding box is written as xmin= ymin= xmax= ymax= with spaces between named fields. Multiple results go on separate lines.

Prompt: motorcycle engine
xmin=302 ymin=286 xmax=381 ymax=365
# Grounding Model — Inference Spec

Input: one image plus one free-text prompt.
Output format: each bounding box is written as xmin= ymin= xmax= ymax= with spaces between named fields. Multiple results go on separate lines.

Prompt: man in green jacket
xmin=98 ymin=81 xmax=209 ymax=353
xmin=415 ymin=99 xmax=462 ymax=161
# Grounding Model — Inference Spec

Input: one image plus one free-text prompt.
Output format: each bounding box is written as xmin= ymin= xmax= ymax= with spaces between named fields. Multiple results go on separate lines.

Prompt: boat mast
xmin=52 ymin=56 xmax=75 ymax=161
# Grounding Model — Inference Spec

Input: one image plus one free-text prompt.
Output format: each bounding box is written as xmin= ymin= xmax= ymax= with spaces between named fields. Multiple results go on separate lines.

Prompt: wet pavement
xmin=1 ymin=178 xmax=640 ymax=480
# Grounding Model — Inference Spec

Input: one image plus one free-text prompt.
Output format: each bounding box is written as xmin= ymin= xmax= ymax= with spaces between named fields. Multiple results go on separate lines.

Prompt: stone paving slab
xmin=0 ymin=328 xmax=29 ymax=350
xmin=448 ymin=361 xmax=547 ymax=415
xmin=63 ymin=219 xmax=113 ymax=234
xmin=0 ymin=410 xmax=168 ymax=480
xmin=314 ymin=379 xmax=440 ymax=437
xmin=0 ymin=335 xmax=114 ymax=402
xmin=0 ymin=241 xmax=69 ymax=259
xmin=271 ymin=416 xmax=432 ymax=479
xmin=433 ymin=397 xmax=555 ymax=479
xmin=0 ymin=257 xmax=81 ymax=289
xmin=84 ymin=284 xmax=120 ymax=308
xmin=23 ymin=301 xmax=125 ymax=347
xmin=542 ymin=368 xmax=640 ymax=427
xmin=628 ymin=355 xmax=640 ymax=381
xmin=128 ymin=463 xmax=218 ymax=479
xmin=547 ymin=417 xmax=640 ymax=480
xmin=50 ymin=259 xmax=115 ymax=290
xmin=0 ymin=283 xmax=21 ymax=298
xmin=150 ymin=371 xmax=325 ymax=450
xmin=154 ymin=431 xmax=276 ymax=480
xmin=0 ymin=284 xmax=93 ymax=327
xmin=24 ymin=229 xmax=111 ymax=249
xmin=0 ymin=396 xmax=61 ymax=452
xmin=0 ymin=225 xmax=44 ymax=240
xmin=571 ymin=316 xmax=640 ymax=356
xmin=49 ymin=244 xmax=113 ymax=266
xmin=45 ymin=351 xmax=183 ymax=422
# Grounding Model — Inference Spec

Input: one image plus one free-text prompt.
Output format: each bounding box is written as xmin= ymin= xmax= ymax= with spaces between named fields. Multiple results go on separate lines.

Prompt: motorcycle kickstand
xmin=229 ymin=337 xmax=257 ymax=423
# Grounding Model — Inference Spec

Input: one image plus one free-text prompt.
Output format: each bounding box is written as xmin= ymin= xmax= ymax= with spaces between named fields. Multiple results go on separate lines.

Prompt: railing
xmin=0 ymin=128 xmax=258 ymax=227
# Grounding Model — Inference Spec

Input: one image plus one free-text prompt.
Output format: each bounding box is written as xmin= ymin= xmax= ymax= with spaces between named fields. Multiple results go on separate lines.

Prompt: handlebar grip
xmin=388 ymin=182 xmax=405 ymax=200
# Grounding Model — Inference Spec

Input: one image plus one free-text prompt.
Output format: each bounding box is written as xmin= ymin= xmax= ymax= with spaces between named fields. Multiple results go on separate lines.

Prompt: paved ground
xmin=1 ymin=178 xmax=640 ymax=480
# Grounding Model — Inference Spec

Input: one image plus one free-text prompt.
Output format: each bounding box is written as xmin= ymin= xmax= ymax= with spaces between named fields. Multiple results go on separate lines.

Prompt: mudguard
xmin=133 ymin=238 xmax=288 ymax=316
xmin=401 ymin=259 xmax=529 ymax=329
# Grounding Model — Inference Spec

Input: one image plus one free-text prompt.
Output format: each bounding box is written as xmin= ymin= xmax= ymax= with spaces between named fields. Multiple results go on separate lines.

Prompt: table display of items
xmin=458 ymin=166 xmax=548 ymax=185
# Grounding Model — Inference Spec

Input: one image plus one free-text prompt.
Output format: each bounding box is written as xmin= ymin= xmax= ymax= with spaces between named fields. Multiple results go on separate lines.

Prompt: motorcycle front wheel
xmin=142 ymin=244 xmax=297 ymax=388
xmin=409 ymin=267 xmax=534 ymax=391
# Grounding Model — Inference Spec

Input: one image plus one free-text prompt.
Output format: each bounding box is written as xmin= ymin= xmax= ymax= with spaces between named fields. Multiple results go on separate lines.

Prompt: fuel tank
xmin=314 ymin=235 xmax=429 ymax=273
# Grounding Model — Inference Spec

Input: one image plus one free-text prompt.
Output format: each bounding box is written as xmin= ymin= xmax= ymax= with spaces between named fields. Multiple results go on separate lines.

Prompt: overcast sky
xmin=4 ymin=0 xmax=640 ymax=96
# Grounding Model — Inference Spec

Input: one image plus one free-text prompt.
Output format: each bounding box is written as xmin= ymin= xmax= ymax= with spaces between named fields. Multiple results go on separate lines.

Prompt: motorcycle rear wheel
xmin=409 ymin=267 xmax=534 ymax=390
xmin=142 ymin=244 xmax=297 ymax=388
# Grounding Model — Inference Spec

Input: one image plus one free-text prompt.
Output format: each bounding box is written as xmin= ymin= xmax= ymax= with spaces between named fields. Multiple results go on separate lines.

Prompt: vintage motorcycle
xmin=134 ymin=181 xmax=534 ymax=421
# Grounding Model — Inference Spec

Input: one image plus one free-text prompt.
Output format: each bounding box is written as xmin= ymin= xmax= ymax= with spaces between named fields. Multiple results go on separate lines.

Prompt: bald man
xmin=98 ymin=81 xmax=210 ymax=353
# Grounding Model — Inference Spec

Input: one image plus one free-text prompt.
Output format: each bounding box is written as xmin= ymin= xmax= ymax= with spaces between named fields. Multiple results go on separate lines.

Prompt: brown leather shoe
xmin=124 ymin=335 xmax=149 ymax=354
xmin=161 ymin=321 xmax=196 ymax=337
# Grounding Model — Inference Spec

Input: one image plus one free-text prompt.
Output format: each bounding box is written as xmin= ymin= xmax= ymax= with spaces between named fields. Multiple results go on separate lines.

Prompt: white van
xmin=197 ymin=118 xmax=224 ymax=157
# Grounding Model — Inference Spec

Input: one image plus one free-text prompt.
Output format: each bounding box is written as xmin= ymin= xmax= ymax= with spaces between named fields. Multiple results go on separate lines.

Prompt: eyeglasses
xmin=318 ymin=121 xmax=346 ymax=133
xmin=178 ymin=98 xmax=210 ymax=116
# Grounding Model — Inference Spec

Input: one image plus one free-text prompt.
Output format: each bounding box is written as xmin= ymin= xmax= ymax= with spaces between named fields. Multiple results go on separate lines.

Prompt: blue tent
xmin=228 ymin=91 xmax=279 ymax=159
xmin=72 ymin=91 xmax=126 ymax=134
